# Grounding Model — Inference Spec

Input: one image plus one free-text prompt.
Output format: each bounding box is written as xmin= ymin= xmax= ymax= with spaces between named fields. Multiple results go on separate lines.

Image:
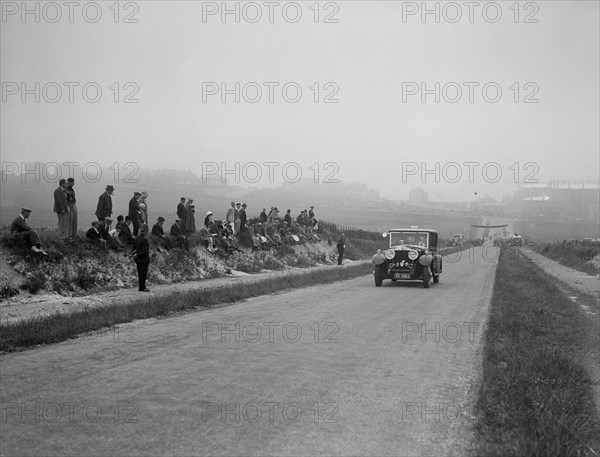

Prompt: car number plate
xmin=394 ymin=273 xmax=411 ymax=279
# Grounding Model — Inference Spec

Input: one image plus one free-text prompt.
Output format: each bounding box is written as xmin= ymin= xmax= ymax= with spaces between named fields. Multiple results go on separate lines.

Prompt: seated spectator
xmin=169 ymin=219 xmax=187 ymax=249
xmin=9 ymin=207 xmax=48 ymax=255
xmin=86 ymin=221 xmax=107 ymax=248
xmin=198 ymin=225 xmax=215 ymax=252
xmin=204 ymin=211 xmax=213 ymax=228
xmin=151 ymin=216 xmax=172 ymax=250
xmin=116 ymin=215 xmax=135 ymax=245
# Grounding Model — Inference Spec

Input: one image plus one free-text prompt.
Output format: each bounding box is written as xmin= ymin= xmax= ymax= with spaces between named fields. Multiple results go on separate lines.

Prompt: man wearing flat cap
xmin=169 ymin=218 xmax=187 ymax=250
xmin=95 ymin=185 xmax=114 ymax=222
xmin=10 ymin=208 xmax=48 ymax=255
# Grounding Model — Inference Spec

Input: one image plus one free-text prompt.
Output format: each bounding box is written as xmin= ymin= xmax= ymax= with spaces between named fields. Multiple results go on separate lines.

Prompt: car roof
xmin=388 ymin=229 xmax=437 ymax=233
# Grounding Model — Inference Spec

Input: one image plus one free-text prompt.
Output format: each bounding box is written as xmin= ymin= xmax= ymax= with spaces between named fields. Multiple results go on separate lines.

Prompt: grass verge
xmin=473 ymin=247 xmax=600 ymax=456
xmin=0 ymin=262 xmax=372 ymax=352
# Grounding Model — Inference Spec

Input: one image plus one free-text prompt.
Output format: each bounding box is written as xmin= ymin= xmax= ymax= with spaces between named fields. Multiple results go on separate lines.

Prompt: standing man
xmin=309 ymin=206 xmax=315 ymax=220
xmin=95 ymin=185 xmax=114 ymax=222
xmin=239 ymin=203 xmax=247 ymax=232
xmin=177 ymin=197 xmax=186 ymax=220
xmin=260 ymin=208 xmax=268 ymax=223
xmin=139 ymin=191 xmax=149 ymax=224
xmin=225 ymin=201 xmax=236 ymax=230
xmin=132 ymin=224 xmax=150 ymax=292
xmin=284 ymin=209 xmax=292 ymax=227
xmin=234 ymin=203 xmax=241 ymax=235
xmin=65 ymin=178 xmax=77 ymax=239
xmin=337 ymin=233 xmax=345 ymax=265
xmin=128 ymin=191 xmax=142 ymax=236
xmin=53 ymin=179 xmax=69 ymax=238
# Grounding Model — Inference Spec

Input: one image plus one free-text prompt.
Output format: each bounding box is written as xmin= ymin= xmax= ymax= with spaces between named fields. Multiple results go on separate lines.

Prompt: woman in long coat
xmin=182 ymin=198 xmax=195 ymax=234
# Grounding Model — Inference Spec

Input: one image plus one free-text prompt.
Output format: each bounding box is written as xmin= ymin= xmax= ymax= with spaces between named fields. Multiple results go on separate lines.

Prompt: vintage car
xmin=372 ymin=228 xmax=442 ymax=288
xmin=511 ymin=234 xmax=523 ymax=246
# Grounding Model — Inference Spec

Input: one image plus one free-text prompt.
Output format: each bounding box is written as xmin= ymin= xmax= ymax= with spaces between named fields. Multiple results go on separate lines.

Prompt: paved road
xmin=0 ymin=246 xmax=498 ymax=457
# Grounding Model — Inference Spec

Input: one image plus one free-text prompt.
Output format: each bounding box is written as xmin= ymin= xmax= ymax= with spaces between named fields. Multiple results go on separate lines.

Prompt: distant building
xmin=512 ymin=181 xmax=599 ymax=221
xmin=408 ymin=187 xmax=428 ymax=206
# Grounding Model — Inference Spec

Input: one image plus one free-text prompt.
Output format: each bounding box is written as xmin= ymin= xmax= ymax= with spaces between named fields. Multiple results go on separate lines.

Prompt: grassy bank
xmin=474 ymin=247 xmax=600 ymax=456
xmin=536 ymin=241 xmax=600 ymax=276
xmin=0 ymin=262 xmax=372 ymax=352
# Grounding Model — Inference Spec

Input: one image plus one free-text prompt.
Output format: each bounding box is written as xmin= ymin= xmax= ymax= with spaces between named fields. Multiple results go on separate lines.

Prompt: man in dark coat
xmin=169 ymin=219 xmax=187 ymax=249
xmin=128 ymin=191 xmax=142 ymax=236
xmin=10 ymin=208 xmax=47 ymax=255
xmin=95 ymin=185 xmax=114 ymax=221
xmin=284 ymin=209 xmax=292 ymax=227
xmin=260 ymin=208 xmax=268 ymax=223
xmin=85 ymin=221 xmax=106 ymax=248
xmin=133 ymin=224 xmax=151 ymax=292
xmin=53 ymin=179 xmax=69 ymax=238
xmin=309 ymin=206 xmax=315 ymax=220
xmin=337 ymin=233 xmax=345 ymax=265
xmin=238 ymin=203 xmax=247 ymax=232
xmin=151 ymin=216 xmax=172 ymax=249
xmin=176 ymin=197 xmax=186 ymax=220
xmin=116 ymin=215 xmax=135 ymax=245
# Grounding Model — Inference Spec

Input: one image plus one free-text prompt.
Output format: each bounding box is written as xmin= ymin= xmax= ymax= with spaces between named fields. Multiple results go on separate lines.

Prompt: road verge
xmin=473 ymin=247 xmax=600 ymax=456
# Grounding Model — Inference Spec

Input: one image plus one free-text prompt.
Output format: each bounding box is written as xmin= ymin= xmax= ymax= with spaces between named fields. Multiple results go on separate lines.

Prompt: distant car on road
xmin=372 ymin=228 xmax=442 ymax=288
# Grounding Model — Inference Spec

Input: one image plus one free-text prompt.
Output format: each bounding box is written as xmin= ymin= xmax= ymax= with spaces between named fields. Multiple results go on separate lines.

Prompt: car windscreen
xmin=390 ymin=232 xmax=428 ymax=248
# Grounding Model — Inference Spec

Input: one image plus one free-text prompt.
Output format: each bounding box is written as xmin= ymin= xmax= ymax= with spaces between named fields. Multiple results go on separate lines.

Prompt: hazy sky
xmin=1 ymin=0 xmax=598 ymax=201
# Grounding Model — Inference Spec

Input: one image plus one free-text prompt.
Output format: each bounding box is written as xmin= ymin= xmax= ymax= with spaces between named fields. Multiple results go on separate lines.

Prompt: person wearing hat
xmin=225 ymin=201 xmax=236 ymax=233
xmin=234 ymin=203 xmax=242 ymax=235
xmin=151 ymin=216 xmax=171 ymax=250
xmin=267 ymin=207 xmax=280 ymax=224
xmin=309 ymin=206 xmax=315 ymax=220
xmin=95 ymin=185 xmax=114 ymax=222
xmin=169 ymin=218 xmax=187 ymax=250
xmin=132 ymin=224 xmax=151 ymax=292
xmin=53 ymin=178 xmax=69 ymax=238
xmin=10 ymin=208 xmax=48 ymax=255
xmin=65 ymin=178 xmax=78 ymax=239
xmin=128 ymin=192 xmax=142 ymax=236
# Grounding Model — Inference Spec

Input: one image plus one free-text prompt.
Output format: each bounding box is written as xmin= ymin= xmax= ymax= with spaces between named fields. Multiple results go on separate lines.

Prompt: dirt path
xmin=0 ymin=261 xmax=366 ymax=325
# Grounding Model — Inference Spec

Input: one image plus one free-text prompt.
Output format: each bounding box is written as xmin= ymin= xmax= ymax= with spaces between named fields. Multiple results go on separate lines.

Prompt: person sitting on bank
xmin=9 ymin=207 xmax=48 ymax=255
xmin=116 ymin=215 xmax=135 ymax=246
xmin=151 ymin=216 xmax=172 ymax=250
xmin=85 ymin=221 xmax=107 ymax=248
xmin=169 ymin=218 xmax=187 ymax=250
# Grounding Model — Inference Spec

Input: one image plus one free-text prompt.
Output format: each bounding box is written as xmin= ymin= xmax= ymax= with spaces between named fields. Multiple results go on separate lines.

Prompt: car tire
xmin=422 ymin=266 xmax=430 ymax=288
xmin=374 ymin=265 xmax=383 ymax=287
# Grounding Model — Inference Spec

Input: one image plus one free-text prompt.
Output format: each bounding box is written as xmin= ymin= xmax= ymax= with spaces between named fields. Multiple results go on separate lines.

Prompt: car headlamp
xmin=384 ymin=249 xmax=395 ymax=260
xmin=408 ymin=250 xmax=418 ymax=260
